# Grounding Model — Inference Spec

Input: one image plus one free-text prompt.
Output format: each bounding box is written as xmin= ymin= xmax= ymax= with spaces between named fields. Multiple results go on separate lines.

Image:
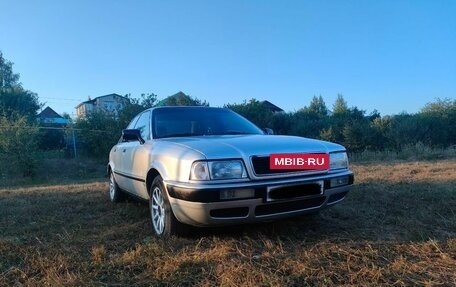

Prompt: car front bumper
xmin=165 ymin=170 xmax=354 ymax=227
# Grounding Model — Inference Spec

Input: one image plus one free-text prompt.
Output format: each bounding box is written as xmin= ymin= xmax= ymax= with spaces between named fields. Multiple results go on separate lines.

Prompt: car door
xmin=111 ymin=114 xmax=140 ymax=191
xmin=121 ymin=110 xmax=151 ymax=198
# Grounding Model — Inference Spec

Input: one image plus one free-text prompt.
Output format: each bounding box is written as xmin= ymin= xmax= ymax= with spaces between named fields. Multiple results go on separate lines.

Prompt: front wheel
xmin=149 ymin=176 xmax=188 ymax=237
xmin=109 ymin=171 xmax=124 ymax=202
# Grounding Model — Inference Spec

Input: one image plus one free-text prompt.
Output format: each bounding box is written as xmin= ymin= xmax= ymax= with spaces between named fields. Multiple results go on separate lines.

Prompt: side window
xmin=126 ymin=115 xmax=140 ymax=129
xmin=134 ymin=111 xmax=151 ymax=140
xmin=119 ymin=115 xmax=140 ymax=143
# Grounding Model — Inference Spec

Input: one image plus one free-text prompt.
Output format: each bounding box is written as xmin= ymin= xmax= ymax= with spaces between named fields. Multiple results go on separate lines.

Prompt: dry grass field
xmin=1 ymin=159 xmax=455 ymax=286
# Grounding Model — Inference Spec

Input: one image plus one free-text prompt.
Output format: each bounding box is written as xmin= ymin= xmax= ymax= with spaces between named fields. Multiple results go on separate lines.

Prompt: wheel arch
xmin=107 ymin=163 xmax=113 ymax=177
xmin=146 ymin=168 xmax=161 ymax=195
xmin=146 ymin=167 xmax=189 ymax=236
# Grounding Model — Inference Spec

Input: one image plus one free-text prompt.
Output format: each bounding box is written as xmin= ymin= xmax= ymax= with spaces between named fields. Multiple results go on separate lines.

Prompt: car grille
xmin=251 ymin=156 xmax=311 ymax=175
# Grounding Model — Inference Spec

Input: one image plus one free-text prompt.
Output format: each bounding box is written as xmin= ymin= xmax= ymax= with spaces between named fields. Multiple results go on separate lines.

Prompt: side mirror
xmin=263 ymin=128 xmax=274 ymax=135
xmin=122 ymin=129 xmax=145 ymax=144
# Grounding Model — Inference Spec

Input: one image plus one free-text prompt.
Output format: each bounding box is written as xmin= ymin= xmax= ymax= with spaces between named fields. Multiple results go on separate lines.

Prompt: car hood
xmin=160 ymin=134 xmax=345 ymax=159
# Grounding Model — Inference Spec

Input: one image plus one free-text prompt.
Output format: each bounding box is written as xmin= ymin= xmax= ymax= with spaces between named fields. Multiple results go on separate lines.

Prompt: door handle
xmin=123 ymin=149 xmax=126 ymax=153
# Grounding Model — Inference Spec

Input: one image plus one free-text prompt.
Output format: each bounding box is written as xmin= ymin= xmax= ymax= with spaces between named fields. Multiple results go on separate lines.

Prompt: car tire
xmin=109 ymin=171 xmax=124 ymax=202
xmin=149 ymin=176 xmax=188 ymax=237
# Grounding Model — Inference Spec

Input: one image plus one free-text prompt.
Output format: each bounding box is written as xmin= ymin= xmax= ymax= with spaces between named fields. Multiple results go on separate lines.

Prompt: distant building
xmin=36 ymin=107 xmax=68 ymax=150
xmin=261 ymin=100 xmax=284 ymax=113
xmin=37 ymin=106 xmax=69 ymax=125
xmin=75 ymin=93 xmax=129 ymax=118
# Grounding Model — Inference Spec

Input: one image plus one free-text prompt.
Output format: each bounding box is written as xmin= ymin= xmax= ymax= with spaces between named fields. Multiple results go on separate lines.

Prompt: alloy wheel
xmin=151 ymin=186 xmax=166 ymax=235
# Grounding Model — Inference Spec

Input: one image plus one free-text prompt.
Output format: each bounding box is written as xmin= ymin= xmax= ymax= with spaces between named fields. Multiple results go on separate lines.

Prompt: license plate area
xmin=267 ymin=181 xmax=323 ymax=202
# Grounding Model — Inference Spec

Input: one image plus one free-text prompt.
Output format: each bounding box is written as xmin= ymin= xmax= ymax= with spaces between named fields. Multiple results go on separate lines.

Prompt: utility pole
xmin=72 ymin=129 xmax=77 ymax=158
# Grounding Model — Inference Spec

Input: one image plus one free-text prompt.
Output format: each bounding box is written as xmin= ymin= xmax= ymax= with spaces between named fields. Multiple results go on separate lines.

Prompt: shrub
xmin=0 ymin=115 xmax=39 ymax=177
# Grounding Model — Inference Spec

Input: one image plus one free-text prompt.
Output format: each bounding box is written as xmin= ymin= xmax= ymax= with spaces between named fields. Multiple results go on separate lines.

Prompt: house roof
xmin=94 ymin=93 xmax=125 ymax=100
xmin=75 ymin=93 xmax=126 ymax=109
xmin=261 ymin=100 xmax=284 ymax=112
xmin=38 ymin=106 xmax=64 ymax=119
xmin=75 ymin=99 xmax=94 ymax=108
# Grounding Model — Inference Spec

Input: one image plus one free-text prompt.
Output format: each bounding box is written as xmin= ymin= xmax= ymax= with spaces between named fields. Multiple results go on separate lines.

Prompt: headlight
xmin=209 ymin=161 xmax=247 ymax=180
xmin=190 ymin=162 xmax=210 ymax=180
xmin=190 ymin=160 xmax=247 ymax=180
xmin=329 ymin=152 xmax=348 ymax=170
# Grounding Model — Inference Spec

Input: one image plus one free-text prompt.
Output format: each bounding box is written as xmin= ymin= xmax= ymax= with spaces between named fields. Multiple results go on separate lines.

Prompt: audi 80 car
xmin=108 ymin=106 xmax=354 ymax=236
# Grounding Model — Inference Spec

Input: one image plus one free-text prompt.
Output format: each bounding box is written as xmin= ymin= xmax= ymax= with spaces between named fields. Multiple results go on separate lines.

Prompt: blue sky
xmin=1 ymin=0 xmax=455 ymax=117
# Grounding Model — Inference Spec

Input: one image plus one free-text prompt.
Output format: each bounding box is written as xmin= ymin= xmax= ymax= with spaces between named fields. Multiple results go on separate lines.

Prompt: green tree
xmin=368 ymin=116 xmax=392 ymax=150
xmin=292 ymin=96 xmax=329 ymax=138
xmin=342 ymin=120 xmax=369 ymax=152
xmin=0 ymin=51 xmax=20 ymax=88
xmin=319 ymin=126 xmax=337 ymax=142
xmin=158 ymin=92 xmax=208 ymax=107
xmin=73 ymin=112 xmax=122 ymax=158
xmin=332 ymin=94 xmax=349 ymax=115
xmin=307 ymin=95 xmax=329 ymax=116
xmin=118 ymin=93 xmax=158 ymax=128
xmin=388 ymin=113 xmax=420 ymax=150
xmin=225 ymin=99 xmax=274 ymax=129
xmin=0 ymin=51 xmax=41 ymax=176
xmin=323 ymin=95 xmax=350 ymax=143
xmin=0 ymin=115 xmax=39 ymax=176
xmin=74 ymin=93 xmax=159 ymax=158
xmin=340 ymin=107 xmax=374 ymax=151
xmin=418 ymin=98 xmax=456 ymax=147
xmin=271 ymin=112 xmax=293 ymax=135
xmin=0 ymin=51 xmax=41 ymax=120
xmin=420 ymin=98 xmax=455 ymax=114
xmin=322 ymin=95 xmax=377 ymax=151
xmin=139 ymin=93 xmax=158 ymax=109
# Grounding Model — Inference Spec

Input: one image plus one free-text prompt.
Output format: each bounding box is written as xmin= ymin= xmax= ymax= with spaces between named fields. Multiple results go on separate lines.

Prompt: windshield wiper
xmin=159 ymin=133 xmax=205 ymax=138
xmin=159 ymin=131 xmax=258 ymax=138
xmin=214 ymin=131 xmax=257 ymax=135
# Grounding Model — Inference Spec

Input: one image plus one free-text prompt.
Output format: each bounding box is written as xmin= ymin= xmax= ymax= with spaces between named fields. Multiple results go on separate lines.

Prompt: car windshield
xmin=152 ymin=107 xmax=264 ymax=138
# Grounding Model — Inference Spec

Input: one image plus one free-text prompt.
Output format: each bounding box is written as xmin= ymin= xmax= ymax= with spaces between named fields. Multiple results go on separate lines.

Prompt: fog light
xmin=330 ymin=176 xmax=349 ymax=188
xmin=220 ymin=188 xmax=254 ymax=200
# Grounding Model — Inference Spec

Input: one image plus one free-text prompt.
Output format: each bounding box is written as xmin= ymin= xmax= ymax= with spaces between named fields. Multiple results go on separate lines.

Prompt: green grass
xmin=350 ymin=143 xmax=456 ymax=163
xmin=1 ymin=159 xmax=455 ymax=286
xmin=0 ymin=151 xmax=106 ymax=187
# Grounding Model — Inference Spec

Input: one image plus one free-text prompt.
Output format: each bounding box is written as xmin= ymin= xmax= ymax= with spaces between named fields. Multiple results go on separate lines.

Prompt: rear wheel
xmin=109 ymin=171 xmax=124 ymax=202
xmin=149 ymin=176 xmax=188 ymax=237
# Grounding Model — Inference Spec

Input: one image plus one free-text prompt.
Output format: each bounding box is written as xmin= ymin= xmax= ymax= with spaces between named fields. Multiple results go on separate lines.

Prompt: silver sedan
xmin=108 ymin=106 xmax=354 ymax=236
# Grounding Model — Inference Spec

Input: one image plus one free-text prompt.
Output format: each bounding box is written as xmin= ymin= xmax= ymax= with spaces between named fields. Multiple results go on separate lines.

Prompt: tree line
xmin=227 ymin=96 xmax=456 ymax=152
xmin=1 ymin=51 xmax=455 ymax=177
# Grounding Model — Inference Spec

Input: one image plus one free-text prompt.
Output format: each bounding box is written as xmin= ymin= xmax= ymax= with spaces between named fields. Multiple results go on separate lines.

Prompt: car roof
xmin=147 ymin=106 xmax=229 ymax=112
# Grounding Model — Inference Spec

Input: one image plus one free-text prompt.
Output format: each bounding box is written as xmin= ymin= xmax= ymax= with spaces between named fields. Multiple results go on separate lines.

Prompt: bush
xmin=71 ymin=112 xmax=123 ymax=159
xmin=0 ymin=115 xmax=39 ymax=177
